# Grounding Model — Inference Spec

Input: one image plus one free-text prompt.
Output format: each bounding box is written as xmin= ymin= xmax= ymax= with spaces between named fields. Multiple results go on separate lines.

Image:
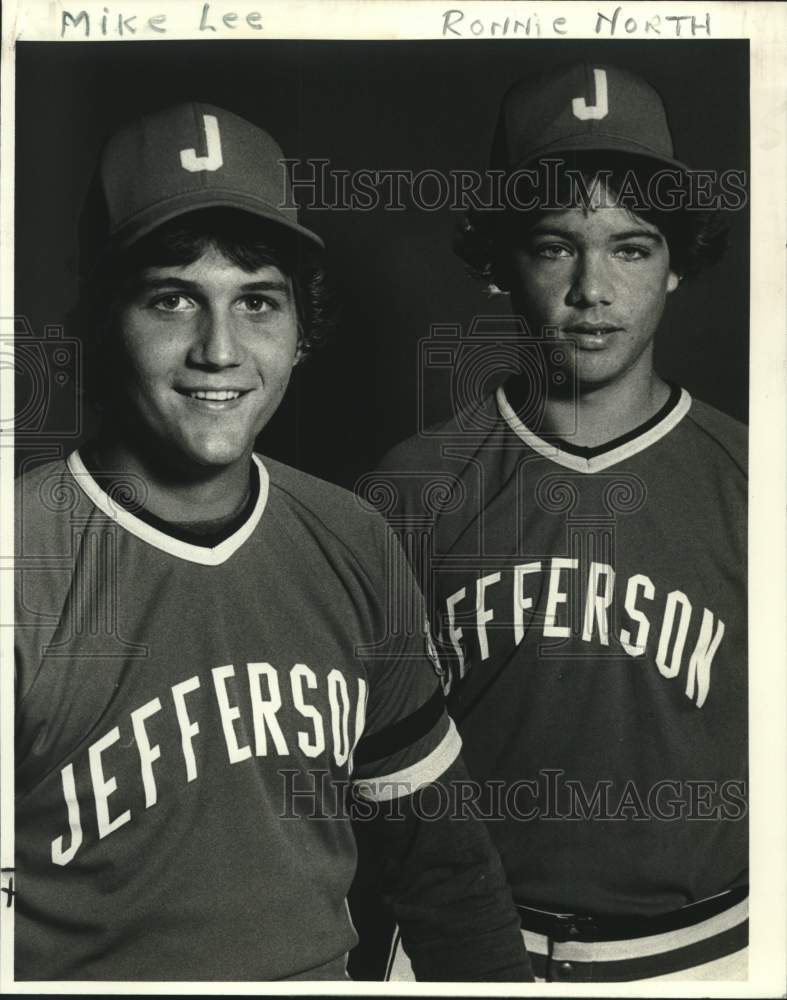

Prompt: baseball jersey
xmin=15 ymin=450 xmax=460 ymax=981
xmin=374 ymin=384 xmax=747 ymax=918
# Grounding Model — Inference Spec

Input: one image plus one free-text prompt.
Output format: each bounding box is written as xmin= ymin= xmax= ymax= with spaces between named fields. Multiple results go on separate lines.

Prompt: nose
xmin=566 ymin=252 xmax=615 ymax=308
xmin=189 ymin=308 xmax=242 ymax=369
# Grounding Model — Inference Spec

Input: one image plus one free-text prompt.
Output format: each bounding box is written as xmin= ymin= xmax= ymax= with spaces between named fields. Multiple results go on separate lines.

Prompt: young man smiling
xmin=375 ymin=64 xmax=747 ymax=981
xmin=14 ymin=103 xmax=531 ymax=982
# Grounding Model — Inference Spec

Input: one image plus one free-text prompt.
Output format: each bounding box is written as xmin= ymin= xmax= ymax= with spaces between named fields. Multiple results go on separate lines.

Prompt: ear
xmin=666 ymin=270 xmax=680 ymax=293
xmin=292 ymin=312 xmax=305 ymax=367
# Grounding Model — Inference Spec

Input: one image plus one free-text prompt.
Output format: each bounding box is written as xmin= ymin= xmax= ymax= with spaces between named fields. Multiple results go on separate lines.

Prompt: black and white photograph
xmin=1 ymin=0 xmax=785 ymax=993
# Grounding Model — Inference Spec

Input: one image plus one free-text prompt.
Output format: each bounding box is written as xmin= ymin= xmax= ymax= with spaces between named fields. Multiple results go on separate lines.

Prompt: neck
xmin=511 ymin=364 xmax=671 ymax=449
xmin=84 ymin=431 xmax=253 ymax=524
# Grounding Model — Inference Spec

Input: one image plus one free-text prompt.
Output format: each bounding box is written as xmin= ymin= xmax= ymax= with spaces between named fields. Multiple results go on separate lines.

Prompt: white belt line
xmin=522 ymin=897 xmax=748 ymax=962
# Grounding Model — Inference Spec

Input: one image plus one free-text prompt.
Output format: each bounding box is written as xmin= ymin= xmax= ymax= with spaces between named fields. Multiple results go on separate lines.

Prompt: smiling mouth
xmin=176 ymin=389 xmax=250 ymax=402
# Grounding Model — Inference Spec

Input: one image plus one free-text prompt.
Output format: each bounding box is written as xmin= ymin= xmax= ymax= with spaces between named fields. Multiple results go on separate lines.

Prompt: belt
xmin=516 ymin=885 xmax=749 ymax=942
xmin=517 ymin=888 xmax=749 ymax=981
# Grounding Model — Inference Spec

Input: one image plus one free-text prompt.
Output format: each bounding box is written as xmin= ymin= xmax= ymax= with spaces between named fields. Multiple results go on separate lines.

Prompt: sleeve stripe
xmin=352 ymin=719 xmax=462 ymax=801
xmin=352 ymin=685 xmax=444 ymax=767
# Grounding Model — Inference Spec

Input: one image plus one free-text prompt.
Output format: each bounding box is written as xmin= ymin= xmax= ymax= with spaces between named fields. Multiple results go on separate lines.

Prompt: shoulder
xmin=261 ymin=454 xmax=390 ymax=554
xmin=263 ymin=454 xmax=369 ymax=519
xmin=682 ymin=395 xmax=748 ymax=477
xmin=14 ymin=458 xmax=82 ymax=669
xmin=378 ymin=431 xmax=447 ymax=474
xmin=15 ymin=456 xmax=78 ymax=539
xmin=376 ymin=395 xmax=500 ymax=473
xmin=371 ymin=396 xmax=507 ymax=524
xmin=15 ymin=455 xmax=70 ymax=498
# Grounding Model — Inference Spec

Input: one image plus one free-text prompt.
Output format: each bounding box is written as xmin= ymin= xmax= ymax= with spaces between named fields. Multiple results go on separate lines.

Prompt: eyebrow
xmin=526 ymin=225 xmax=663 ymax=243
xmin=138 ymin=277 xmax=291 ymax=295
xmin=607 ymin=229 xmax=663 ymax=243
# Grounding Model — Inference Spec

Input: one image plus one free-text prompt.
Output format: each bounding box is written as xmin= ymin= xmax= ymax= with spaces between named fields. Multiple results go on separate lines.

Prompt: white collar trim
xmin=66 ymin=450 xmax=269 ymax=565
xmin=496 ymin=385 xmax=692 ymax=473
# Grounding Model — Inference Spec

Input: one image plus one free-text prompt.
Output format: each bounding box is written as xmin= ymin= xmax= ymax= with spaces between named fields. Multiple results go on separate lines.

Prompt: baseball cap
xmin=492 ymin=63 xmax=689 ymax=174
xmin=83 ymin=101 xmax=324 ymax=262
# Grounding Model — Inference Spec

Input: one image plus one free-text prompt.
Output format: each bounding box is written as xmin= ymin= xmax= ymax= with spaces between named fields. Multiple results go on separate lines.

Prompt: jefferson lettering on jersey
xmin=15 ymin=453 xmax=459 ymax=981
xmin=50 ymin=659 xmax=369 ymax=867
xmin=440 ymin=555 xmax=724 ymax=708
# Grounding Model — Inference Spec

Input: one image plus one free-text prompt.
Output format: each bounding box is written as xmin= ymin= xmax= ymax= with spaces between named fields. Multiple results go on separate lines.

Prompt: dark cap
xmin=492 ymin=63 xmax=688 ymax=174
xmin=88 ymin=102 xmax=324 ymax=255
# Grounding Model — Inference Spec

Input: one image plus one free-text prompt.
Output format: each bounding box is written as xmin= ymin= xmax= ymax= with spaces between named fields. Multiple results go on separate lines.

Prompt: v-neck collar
xmin=496 ymin=384 xmax=691 ymax=473
xmin=67 ymin=450 xmax=270 ymax=565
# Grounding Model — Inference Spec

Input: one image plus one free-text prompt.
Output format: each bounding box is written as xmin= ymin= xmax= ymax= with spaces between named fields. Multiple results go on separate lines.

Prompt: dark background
xmin=14 ymin=39 xmax=749 ymax=488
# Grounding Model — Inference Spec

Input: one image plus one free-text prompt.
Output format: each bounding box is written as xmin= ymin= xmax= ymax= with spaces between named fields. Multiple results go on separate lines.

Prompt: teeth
xmin=188 ymin=390 xmax=241 ymax=401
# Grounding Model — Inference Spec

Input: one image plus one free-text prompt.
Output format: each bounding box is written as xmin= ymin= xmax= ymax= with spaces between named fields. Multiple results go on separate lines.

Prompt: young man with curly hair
xmin=375 ymin=64 xmax=747 ymax=982
xmin=14 ymin=103 xmax=532 ymax=983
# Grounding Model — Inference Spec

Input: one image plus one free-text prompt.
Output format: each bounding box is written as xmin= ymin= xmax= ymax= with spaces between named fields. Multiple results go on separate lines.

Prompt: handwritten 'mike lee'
xmin=60 ymin=4 xmax=263 ymax=36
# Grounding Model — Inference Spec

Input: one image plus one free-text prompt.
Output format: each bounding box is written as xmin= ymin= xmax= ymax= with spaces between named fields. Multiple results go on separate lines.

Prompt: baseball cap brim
xmin=511 ymin=133 xmax=689 ymax=175
xmin=112 ymin=189 xmax=325 ymax=251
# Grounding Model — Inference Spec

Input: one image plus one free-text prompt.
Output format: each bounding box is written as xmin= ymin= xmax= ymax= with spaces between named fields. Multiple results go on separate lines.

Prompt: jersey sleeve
xmin=351 ymin=526 xmax=460 ymax=800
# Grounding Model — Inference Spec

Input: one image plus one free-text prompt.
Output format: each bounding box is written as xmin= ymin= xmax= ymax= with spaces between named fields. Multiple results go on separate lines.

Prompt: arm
xmin=348 ymin=522 xmax=530 ymax=980
xmin=355 ymin=754 xmax=532 ymax=982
